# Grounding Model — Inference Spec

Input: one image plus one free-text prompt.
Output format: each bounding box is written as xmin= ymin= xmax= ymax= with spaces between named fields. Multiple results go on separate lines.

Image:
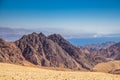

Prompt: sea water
xmin=68 ymin=37 xmax=120 ymax=46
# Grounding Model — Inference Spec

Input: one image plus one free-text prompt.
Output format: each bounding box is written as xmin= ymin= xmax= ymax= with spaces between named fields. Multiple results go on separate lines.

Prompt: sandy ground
xmin=0 ymin=63 xmax=120 ymax=80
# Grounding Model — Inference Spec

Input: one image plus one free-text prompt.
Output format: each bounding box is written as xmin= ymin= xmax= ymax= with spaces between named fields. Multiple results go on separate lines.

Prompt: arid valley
xmin=1 ymin=63 xmax=120 ymax=80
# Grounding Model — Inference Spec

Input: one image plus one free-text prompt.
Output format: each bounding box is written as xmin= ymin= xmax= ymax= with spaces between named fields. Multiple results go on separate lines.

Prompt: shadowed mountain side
xmin=48 ymin=34 xmax=96 ymax=70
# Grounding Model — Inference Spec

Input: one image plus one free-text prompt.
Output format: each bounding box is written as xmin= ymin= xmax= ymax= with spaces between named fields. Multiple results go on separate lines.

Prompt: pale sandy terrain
xmin=0 ymin=63 xmax=120 ymax=80
xmin=93 ymin=61 xmax=120 ymax=73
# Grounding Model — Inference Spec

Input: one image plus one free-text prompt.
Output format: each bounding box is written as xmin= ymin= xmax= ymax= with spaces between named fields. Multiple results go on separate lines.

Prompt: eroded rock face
xmin=0 ymin=38 xmax=24 ymax=64
xmin=108 ymin=42 xmax=120 ymax=60
xmin=48 ymin=34 xmax=95 ymax=70
xmin=15 ymin=32 xmax=84 ymax=70
xmin=89 ymin=42 xmax=120 ymax=61
xmin=15 ymin=32 xmax=46 ymax=65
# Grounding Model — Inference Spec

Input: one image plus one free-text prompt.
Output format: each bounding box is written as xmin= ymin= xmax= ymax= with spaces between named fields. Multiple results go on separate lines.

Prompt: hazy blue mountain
xmin=0 ymin=27 xmax=32 ymax=41
xmin=0 ymin=27 xmax=120 ymax=46
xmin=84 ymin=41 xmax=117 ymax=50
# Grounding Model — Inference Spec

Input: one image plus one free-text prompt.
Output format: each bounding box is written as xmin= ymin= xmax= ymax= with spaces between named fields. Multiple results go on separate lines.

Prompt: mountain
xmin=89 ymin=42 xmax=120 ymax=61
xmin=108 ymin=42 xmax=120 ymax=60
xmin=84 ymin=41 xmax=116 ymax=50
xmin=0 ymin=38 xmax=25 ymax=64
xmin=48 ymin=34 xmax=95 ymax=69
xmin=1 ymin=27 xmax=120 ymax=42
xmin=85 ymin=42 xmax=120 ymax=74
xmin=0 ymin=32 xmax=120 ymax=72
xmin=0 ymin=32 xmax=97 ymax=70
xmin=15 ymin=33 xmax=83 ymax=70
xmin=0 ymin=27 xmax=32 ymax=41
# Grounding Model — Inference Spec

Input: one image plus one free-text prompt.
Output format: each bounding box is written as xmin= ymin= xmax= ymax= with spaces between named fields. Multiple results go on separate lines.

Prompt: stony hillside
xmin=48 ymin=34 xmax=95 ymax=69
xmin=108 ymin=42 xmax=120 ymax=60
xmin=88 ymin=42 xmax=120 ymax=61
xmin=0 ymin=39 xmax=24 ymax=64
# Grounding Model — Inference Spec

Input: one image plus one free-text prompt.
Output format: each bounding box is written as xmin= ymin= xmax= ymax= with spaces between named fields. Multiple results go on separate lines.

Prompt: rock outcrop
xmin=0 ymin=38 xmax=24 ymax=64
xmin=107 ymin=42 xmax=120 ymax=60
xmin=88 ymin=42 xmax=120 ymax=61
xmin=48 ymin=34 xmax=95 ymax=70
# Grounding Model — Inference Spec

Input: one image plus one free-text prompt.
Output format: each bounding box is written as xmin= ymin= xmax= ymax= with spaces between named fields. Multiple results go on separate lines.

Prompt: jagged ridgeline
xmin=15 ymin=32 xmax=95 ymax=70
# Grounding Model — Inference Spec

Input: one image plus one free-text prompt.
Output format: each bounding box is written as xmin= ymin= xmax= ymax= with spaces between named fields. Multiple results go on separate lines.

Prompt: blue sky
xmin=0 ymin=0 xmax=120 ymax=36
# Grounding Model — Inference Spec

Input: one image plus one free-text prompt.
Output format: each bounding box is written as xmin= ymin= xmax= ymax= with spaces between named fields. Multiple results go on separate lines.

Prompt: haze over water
xmin=0 ymin=0 xmax=120 ymax=45
xmin=0 ymin=0 xmax=120 ymax=36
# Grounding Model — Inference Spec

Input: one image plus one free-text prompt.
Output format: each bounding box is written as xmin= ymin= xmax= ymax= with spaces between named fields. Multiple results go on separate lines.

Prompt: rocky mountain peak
xmin=48 ymin=34 xmax=73 ymax=49
xmin=39 ymin=32 xmax=46 ymax=37
xmin=14 ymin=32 xmax=97 ymax=70
xmin=48 ymin=34 xmax=94 ymax=70
xmin=15 ymin=32 xmax=81 ymax=69
xmin=48 ymin=34 xmax=63 ymax=39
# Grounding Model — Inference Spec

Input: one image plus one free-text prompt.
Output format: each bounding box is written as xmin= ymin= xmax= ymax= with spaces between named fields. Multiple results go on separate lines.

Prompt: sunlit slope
xmin=0 ymin=63 xmax=120 ymax=80
xmin=93 ymin=61 xmax=120 ymax=74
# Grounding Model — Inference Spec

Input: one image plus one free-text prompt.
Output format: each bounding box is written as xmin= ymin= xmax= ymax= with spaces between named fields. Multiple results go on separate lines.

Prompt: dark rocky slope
xmin=48 ymin=34 xmax=95 ymax=70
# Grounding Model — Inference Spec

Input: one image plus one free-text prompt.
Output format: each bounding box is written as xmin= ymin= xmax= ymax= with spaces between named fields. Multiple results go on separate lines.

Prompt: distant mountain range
xmin=0 ymin=32 xmax=120 ymax=73
xmin=0 ymin=27 xmax=32 ymax=41
xmin=1 ymin=27 xmax=120 ymax=42
xmin=84 ymin=41 xmax=117 ymax=50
